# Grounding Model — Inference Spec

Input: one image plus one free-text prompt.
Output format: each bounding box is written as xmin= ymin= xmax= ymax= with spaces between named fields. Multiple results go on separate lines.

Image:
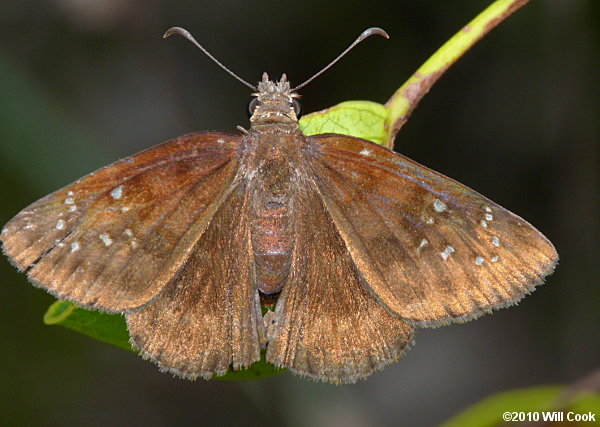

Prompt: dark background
xmin=0 ymin=1 xmax=597 ymax=426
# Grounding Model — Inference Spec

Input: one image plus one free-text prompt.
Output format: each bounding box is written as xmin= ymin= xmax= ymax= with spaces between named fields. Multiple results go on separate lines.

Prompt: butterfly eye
xmin=247 ymin=98 xmax=259 ymax=117
xmin=292 ymin=99 xmax=302 ymax=118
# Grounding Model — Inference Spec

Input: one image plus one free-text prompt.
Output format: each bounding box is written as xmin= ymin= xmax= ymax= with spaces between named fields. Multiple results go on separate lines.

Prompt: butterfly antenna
xmin=292 ymin=27 xmax=389 ymax=92
xmin=164 ymin=27 xmax=257 ymax=91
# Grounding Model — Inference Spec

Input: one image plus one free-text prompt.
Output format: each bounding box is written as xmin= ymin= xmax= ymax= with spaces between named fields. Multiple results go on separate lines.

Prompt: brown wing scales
xmin=308 ymin=134 xmax=558 ymax=326
xmin=1 ymin=128 xmax=558 ymax=381
xmin=266 ymin=182 xmax=414 ymax=384
xmin=127 ymin=183 xmax=263 ymax=378
xmin=1 ymin=132 xmax=242 ymax=311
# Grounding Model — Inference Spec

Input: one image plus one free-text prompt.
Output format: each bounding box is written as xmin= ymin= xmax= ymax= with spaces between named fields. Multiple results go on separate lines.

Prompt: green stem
xmin=385 ymin=0 xmax=532 ymax=140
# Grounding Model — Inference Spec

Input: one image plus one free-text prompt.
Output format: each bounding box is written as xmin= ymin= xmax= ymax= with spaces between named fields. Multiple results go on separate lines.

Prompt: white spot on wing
xmin=426 ymin=218 xmax=434 ymax=224
xmin=480 ymin=220 xmax=488 ymax=228
xmin=475 ymin=256 xmax=484 ymax=266
xmin=110 ymin=185 xmax=123 ymax=200
xmin=492 ymin=236 xmax=500 ymax=247
xmin=433 ymin=199 xmax=447 ymax=212
xmin=71 ymin=242 xmax=80 ymax=253
xmin=418 ymin=239 xmax=429 ymax=250
xmin=99 ymin=233 xmax=113 ymax=246
xmin=65 ymin=198 xmax=74 ymax=205
xmin=55 ymin=220 xmax=65 ymax=230
xmin=67 ymin=191 xmax=74 ymax=196
xmin=124 ymin=229 xmax=133 ymax=238
xmin=359 ymin=149 xmax=371 ymax=156
xmin=485 ymin=206 xmax=492 ymax=213
xmin=68 ymin=206 xmax=77 ymax=212
xmin=440 ymin=246 xmax=455 ymax=261
xmin=121 ymin=207 xmax=130 ymax=212
xmin=131 ymin=240 xmax=138 ymax=249
xmin=485 ymin=213 xmax=493 ymax=221
xmin=491 ymin=256 xmax=499 ymax=262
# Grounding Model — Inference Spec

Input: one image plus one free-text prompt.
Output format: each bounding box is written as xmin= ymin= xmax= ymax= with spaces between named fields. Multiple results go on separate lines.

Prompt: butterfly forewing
xmin=1 ymin=131 xmax=243 ymax=311
xmin=127 ymin=182 xmax=263 ymax=378
xmin=266 ymin=182 xmax=414 ymax=384
xmin=308 ymin=134 xmax=558 ymax=326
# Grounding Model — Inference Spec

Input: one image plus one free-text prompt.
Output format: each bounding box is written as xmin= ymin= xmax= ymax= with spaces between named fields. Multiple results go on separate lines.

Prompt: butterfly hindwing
xmin=265 ymin=181 xmax=414 ymax=384
xmin=307 ymin=134 xmax=558 ymax=326
xmin=127 ymin=182 xmax=263 ymax=378
xmin=1 ymin=132 xmax=242 ymax=312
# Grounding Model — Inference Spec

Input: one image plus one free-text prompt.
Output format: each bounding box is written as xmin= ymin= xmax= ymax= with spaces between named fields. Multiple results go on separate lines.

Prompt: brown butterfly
xmin=0 ymin=27 xmax=557 ymax=384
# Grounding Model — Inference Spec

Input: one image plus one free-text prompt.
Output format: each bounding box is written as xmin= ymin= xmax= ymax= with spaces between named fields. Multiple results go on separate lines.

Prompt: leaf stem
xmin=385 ymin=0 xmax=532 ymax=140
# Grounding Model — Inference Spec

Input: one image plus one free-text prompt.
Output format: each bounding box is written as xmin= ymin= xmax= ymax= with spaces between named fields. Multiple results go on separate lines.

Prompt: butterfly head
xmin=248 ymin=73 xmax=301 ymax=129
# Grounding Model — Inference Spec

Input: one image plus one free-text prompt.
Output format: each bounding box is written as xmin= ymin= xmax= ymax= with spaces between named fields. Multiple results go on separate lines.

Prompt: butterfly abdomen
xmin=250 ymin=154 xmax=295 ymax=295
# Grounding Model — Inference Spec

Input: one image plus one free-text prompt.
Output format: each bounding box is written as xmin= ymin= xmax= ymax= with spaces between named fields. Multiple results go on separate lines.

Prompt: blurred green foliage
xmin=441 ymin=386 xmax=600 ymax=427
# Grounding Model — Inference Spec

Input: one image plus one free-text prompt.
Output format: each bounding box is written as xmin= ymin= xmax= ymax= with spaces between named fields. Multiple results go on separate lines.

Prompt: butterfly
xmin=0 ymin=27 xmax=557 ymax=384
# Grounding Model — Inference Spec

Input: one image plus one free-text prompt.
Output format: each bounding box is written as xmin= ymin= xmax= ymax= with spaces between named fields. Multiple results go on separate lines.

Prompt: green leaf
xmin=218 ymin=352 xmax=284 ymax=381
xmin=44 ymin=300 xmax=132 ymax=351
xmin=299 ymin=100 xmax=391 ymax=148
xmin=43 ymin=301 xmax=283 ymax=381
